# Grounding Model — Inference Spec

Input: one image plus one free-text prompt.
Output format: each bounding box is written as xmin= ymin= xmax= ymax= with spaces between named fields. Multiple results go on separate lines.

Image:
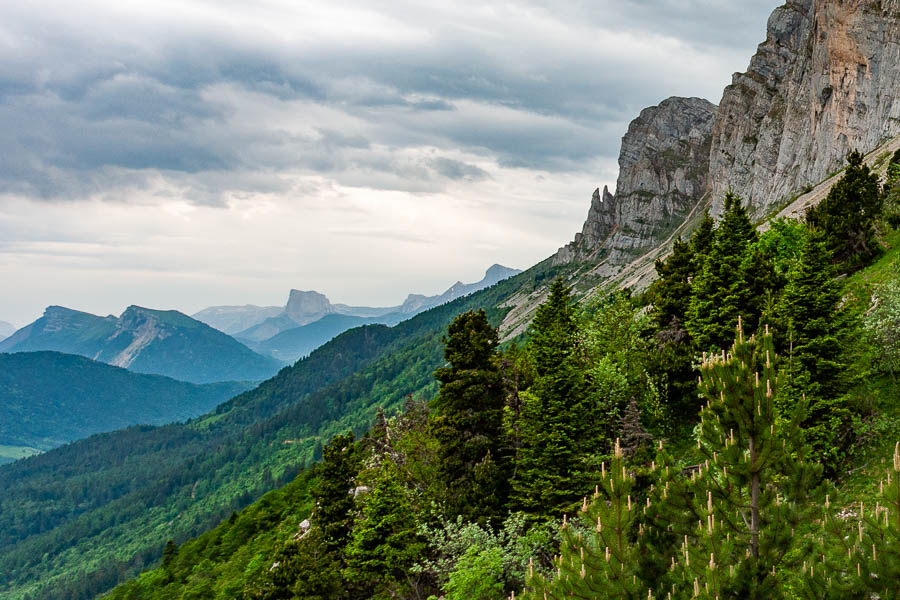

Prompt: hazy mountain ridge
xmin=200 ymin=265 xmax=522 ymax=361
xmin=0 ymin=321 xmax=14 ymax=342
xmin=0 ymin=351 xmax=251 ymax=457
xmin=0 ymin=306 xmax=282 ymax=384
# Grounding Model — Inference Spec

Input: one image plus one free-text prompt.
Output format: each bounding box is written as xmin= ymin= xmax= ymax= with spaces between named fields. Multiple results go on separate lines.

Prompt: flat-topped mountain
xmin=199 ymin=264 xmax=522 ymax=361
xmin=0 ymin=306 xmax=282 ymax=384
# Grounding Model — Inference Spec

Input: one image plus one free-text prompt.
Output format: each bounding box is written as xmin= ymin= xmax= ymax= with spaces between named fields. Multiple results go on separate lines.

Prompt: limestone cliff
xmin=558 ymin=0 xmax=900 ymax=267
xmin=554 ymin=97 xmax=717 ymax=272
xmin=709 ymin=0 xmax=900 ymax=218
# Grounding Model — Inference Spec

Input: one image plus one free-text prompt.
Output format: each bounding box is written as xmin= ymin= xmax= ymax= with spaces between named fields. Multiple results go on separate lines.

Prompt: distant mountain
xmin=231 ymin=264 xmax=522 ymax=359
xmin=191 ymin=305 xmax=284 ymax=335
xmin=0 ymin=305 xmax=283 ymax=384
xmin=0 ymin=321 xmax=14 ymax=343
xmin=253 ymin=312 xmax=404 ymax=363
xmin=0 ymin=351 xmax=251 ymax=460
xmin=398 ymin=264 xmax=522 ymax=315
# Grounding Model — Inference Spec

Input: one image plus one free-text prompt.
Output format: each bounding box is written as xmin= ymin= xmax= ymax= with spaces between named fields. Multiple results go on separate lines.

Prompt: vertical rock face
xmin=710 ymin=0 xmax=900 ymax=218
xmin=554 ymin=97 xmax=717 ymax=269
xmin=284 ymin=290 xmax=336 ymax=326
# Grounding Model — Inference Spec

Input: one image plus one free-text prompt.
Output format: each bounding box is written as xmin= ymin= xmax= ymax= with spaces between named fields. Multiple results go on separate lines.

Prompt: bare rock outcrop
xmin=710 ymin=0 xmax=900 ymax=218
xmin=554 ymin=97 xmax=717 ymax=270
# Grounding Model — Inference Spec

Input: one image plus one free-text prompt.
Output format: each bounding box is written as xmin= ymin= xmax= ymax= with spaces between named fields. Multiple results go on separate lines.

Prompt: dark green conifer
xmin=343 ymin=461 xmax=425 ymax=599
xmin=312 ymin=431 xmax=361 ymax=553
xmin=651 ymin=236 xmax=695 ymax=329
xmin=806 ymin=150 xmax=883 ymax=267
xmin=687 ymin=193 xmax=761 ymax=350
xmin=511 ymin=278 xmax=591 ymax=516
xmin=430 ymin=309 xmax=508 ymax=523
xmin=775 ymin=233 xmax=851 ymax=468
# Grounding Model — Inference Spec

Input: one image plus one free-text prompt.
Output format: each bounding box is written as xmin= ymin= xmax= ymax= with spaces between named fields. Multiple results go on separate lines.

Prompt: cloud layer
xmin=0 ymin=0 xmax=780 ymax=325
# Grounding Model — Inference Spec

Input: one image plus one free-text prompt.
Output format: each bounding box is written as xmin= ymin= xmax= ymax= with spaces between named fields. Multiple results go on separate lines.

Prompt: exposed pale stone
xmin=554 ymin=97 xmax=717 ymax=269
xmin=710 ymin=0 xmax=900 ymax=218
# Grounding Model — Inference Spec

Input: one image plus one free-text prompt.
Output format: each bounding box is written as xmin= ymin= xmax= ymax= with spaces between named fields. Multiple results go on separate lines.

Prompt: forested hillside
xmin=104 ymin=151 xmax=900 ymax=599
xmin=0 ymin=266 xmax=560 ymax=600
xmin=0 ymin=351 xmax=250 ymax=458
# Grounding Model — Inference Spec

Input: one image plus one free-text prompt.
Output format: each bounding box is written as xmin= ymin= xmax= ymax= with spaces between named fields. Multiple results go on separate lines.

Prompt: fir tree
xmin=343 ymin=461 xmax=425 ymax=599
xmin=687 ymin=193 xmax=763 ymax=350
xmin=430 ymin=310 xmax=508 ymax=523
xmin=312 ymin=431 xmax=361 ymax=553
xmin=806 ymin=150 xmax=884 ymax=268
xmin=511 ymin=278 xmax=592 ymax=516
xmin=651 ymin=236 xmax=695 ymax=329
xmin=691 ymin=210 xmax=715 ymax=259
xmin=775 ymin=233 xmax=851 ymax=468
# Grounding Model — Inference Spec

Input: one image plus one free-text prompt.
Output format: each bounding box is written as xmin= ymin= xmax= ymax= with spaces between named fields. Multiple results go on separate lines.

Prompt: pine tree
xmin=806 ymin=150 xmax=884 ymax=268
xmin=687 ymin=194 xmax=764 ymax=350
xmin=312 ymin=431 xmax=361 ymax=553
xmin=522 ymin=439 xmax=651 ymax=600
xmin=810 ymin=443 xmax=900 ymax=599
xmin=430 ymin=309 xmax=508 ymax=523
xmin=775 ymin=233 xmax=851 ymax=468
xmin=511 ymin=278 xmax=592 ymax=516
xmin=665 ymin=321 xmax=821 ymax=599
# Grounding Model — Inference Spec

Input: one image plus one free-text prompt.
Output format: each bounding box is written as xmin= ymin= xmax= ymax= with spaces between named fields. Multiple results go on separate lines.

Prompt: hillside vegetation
xmin=104 ymin=152 xmax=900 ymax=600
xmin=0 ymin=265 xmax=561 ymax=600
xmin=0 ymin=351 xmax=250 ymax=456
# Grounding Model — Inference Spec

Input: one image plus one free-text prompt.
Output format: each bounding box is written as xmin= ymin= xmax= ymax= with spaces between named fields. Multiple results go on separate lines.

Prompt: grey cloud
xmin=0 ymin=0 xmax=781 ymax=204
xmin=429 ymin=158 xmax=489 ymax=181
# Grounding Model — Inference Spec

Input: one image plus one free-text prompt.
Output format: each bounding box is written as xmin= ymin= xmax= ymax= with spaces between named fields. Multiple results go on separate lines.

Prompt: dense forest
xmin=102 ymin=150 xmax=900 ymax=599
xmin=0 ymin=262 xmax=567 ymax=600
xmin=0 ymin=352 xmax=251 ymax=456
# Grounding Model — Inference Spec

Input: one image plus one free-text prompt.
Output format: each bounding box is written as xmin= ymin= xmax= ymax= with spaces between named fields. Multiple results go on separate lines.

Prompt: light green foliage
xmin=444 ymin=546 xmax=506 ymax=600
xmin=416 ymin=513 xmax=558 ymax=595
xmin=865 ymin=275 xmax=900 ymax=379
xmin=758 ymin=217 xmax=810 ymax=277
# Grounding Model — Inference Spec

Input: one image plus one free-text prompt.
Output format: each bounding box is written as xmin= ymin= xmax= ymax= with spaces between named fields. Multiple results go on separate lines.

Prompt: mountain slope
xmin=190 ymin=305 xmax=283 ymax=335
xmin=0 ymin=352 xmax=250 ymax=455
xmin=0 ymin=306 xmax=283 ymax=384
xmin=0 ymin=321 xmax=14 ymax=342
xmin=0 ymin=267 xmax=543 ymax=600
xmin=253 ymin=313 xmax=404 ymax=363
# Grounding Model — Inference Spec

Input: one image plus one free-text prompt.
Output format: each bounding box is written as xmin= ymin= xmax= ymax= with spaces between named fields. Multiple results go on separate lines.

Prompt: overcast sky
xmin=0 ymin=0 xmax=781 ymax=327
